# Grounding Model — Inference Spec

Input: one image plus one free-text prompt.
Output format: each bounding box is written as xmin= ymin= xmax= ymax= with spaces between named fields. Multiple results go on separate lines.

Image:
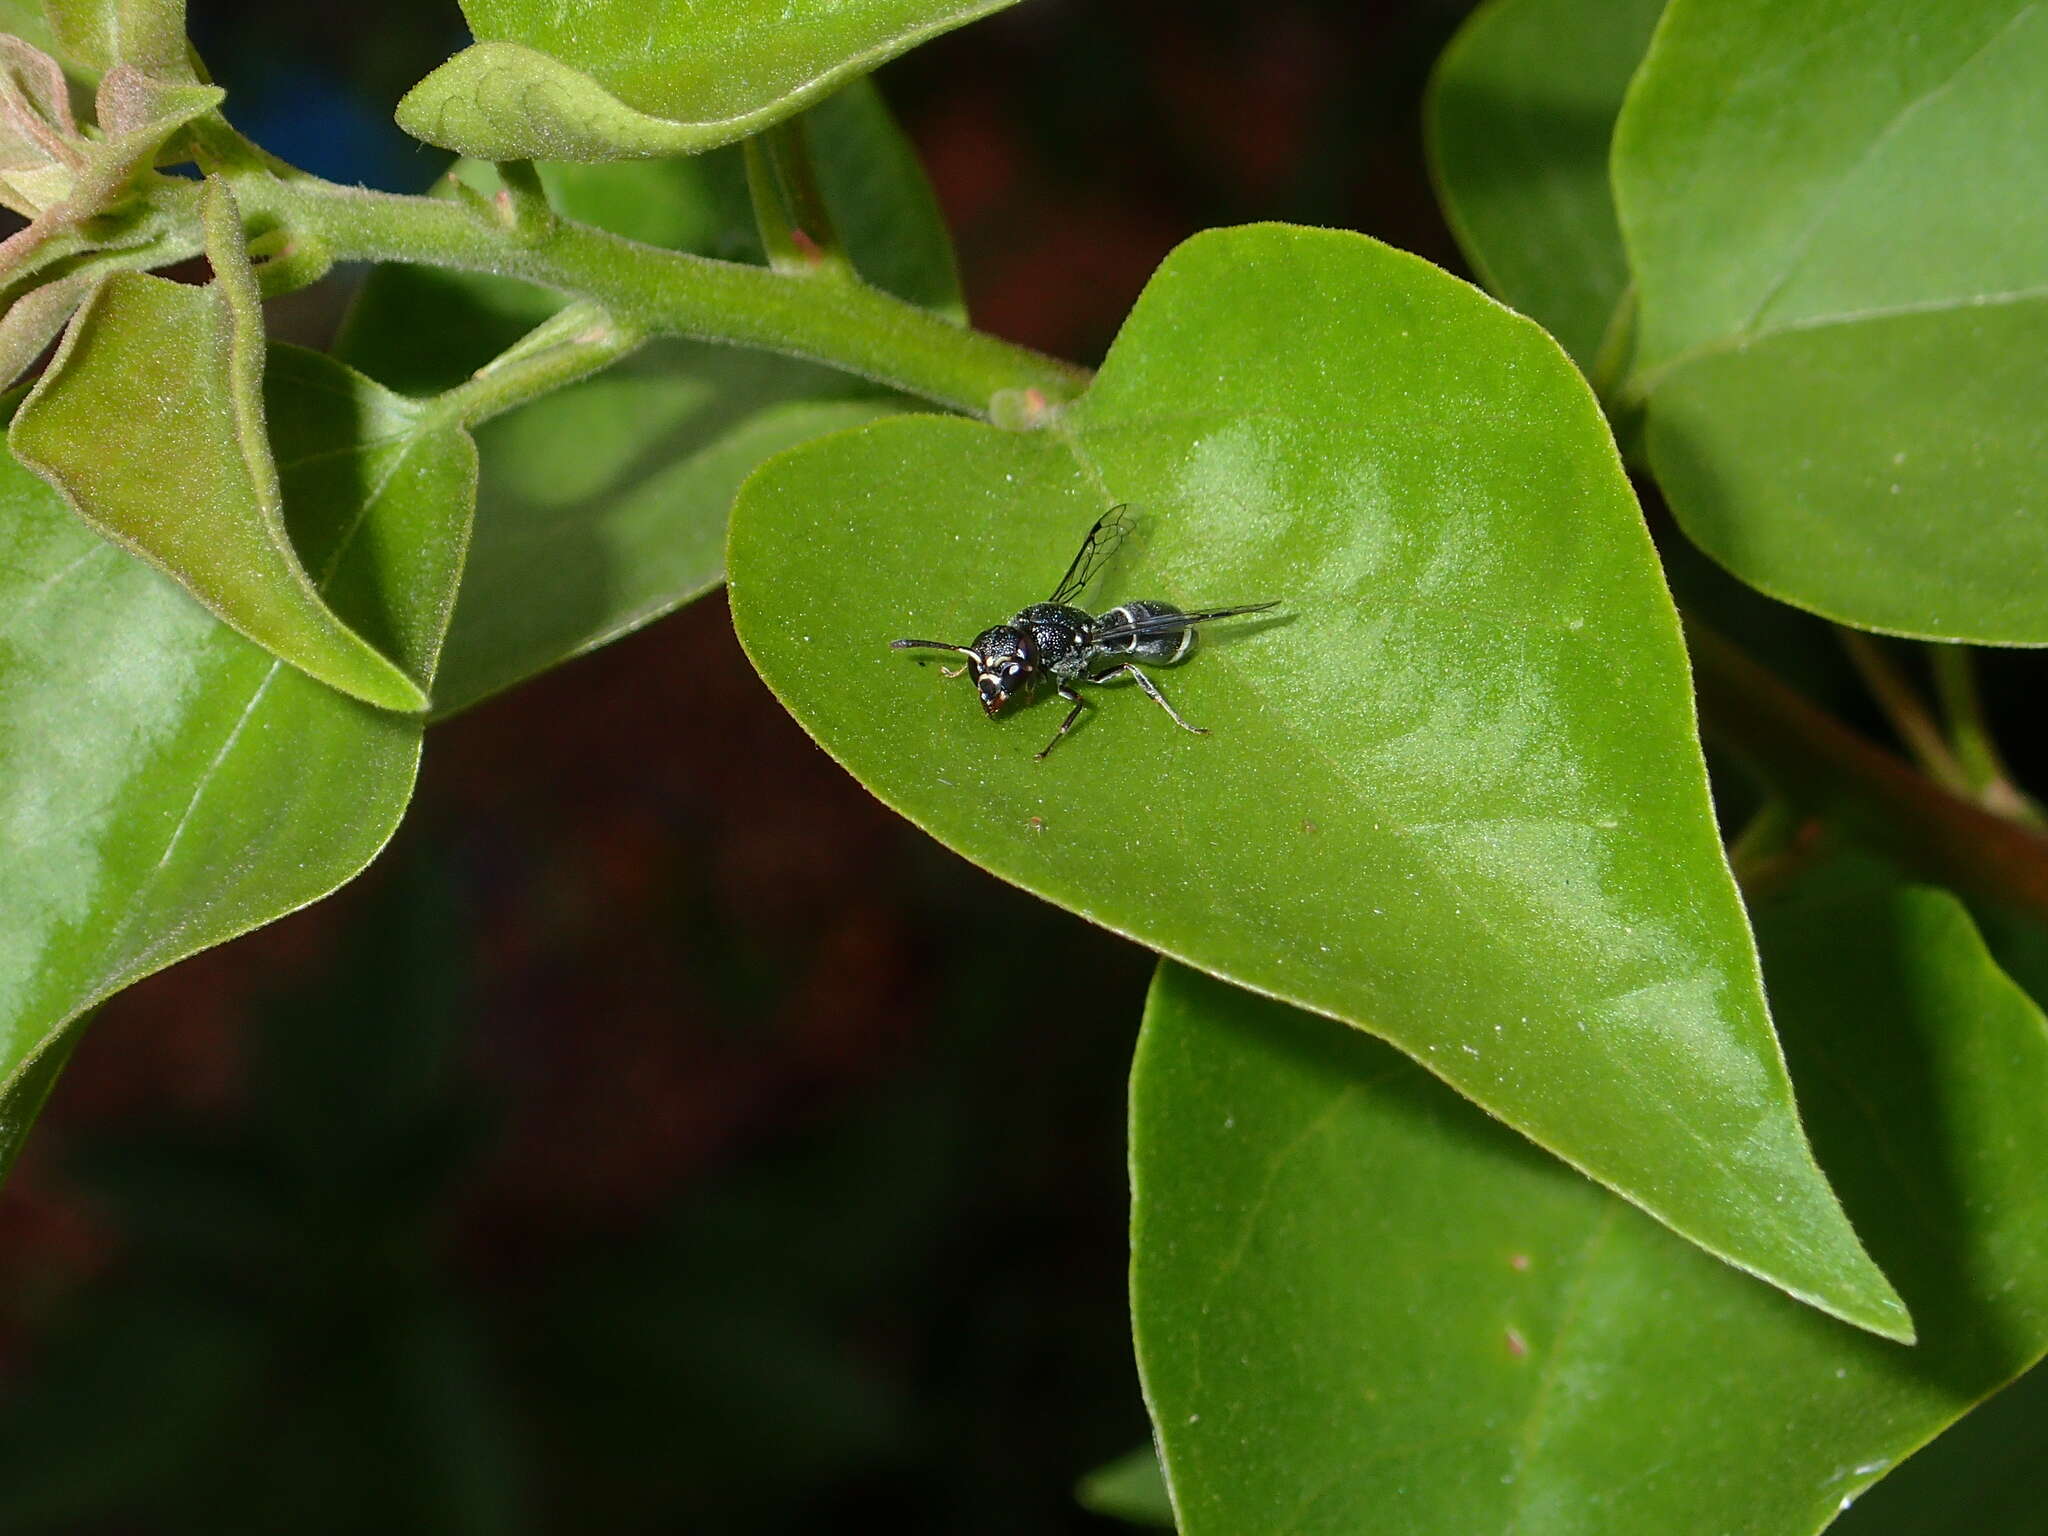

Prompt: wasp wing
xmin=1047 ymin=505 xmax=1134 ymax=607
xmin=1090 ymin=601 xmax=1279 ymax=646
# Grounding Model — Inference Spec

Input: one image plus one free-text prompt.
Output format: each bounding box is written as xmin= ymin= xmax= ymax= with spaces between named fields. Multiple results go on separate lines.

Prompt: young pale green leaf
xmin=0 ymin=272 xmax=89 ymax=394
xmin=0 ymin=33 xmax=215 ymax=256
xmin=0 ymin=5 xmax=94 ymax=115
xmin=0 ymin=2 xmax=59 ymax=51
xmin=729 ymin=222 xmax=1905 ymax=1337
xmin=0 ymin=345 xmax=476 ymax=1179
xmin=1426 ymin=0 xmax=1664 ymax=370
xmin=0 ymin=32 xmax=80 ymax=216
xmin=1614 ymin=0 xmax=2048 ymax=642
xmin=11 ymin=181 xmax=428 ymax=711
xmin=43 ymin=0 xmax=192 ymax=80
xmin=340 ymin=84 xmax=956 ymax=713
xmin=398 ymin=0 xmax=1018 ymax=162
xmin=1133 ymin=870 xmax=2048 ymax=1536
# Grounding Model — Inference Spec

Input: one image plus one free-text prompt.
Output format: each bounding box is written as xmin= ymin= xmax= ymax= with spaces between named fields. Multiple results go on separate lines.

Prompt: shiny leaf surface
xmin=398 ymin=0 xmax=1018 ymax=161
xmin=1614 ymin=0 xmax=2048 ymax=641
xmin=0 ymin=346 xmax=475 ymax=1176
xmin=730 ymin=222 xmax=1904 ymax=1336
xmin=1133 ymin=871 xmax=2048 ymax=1535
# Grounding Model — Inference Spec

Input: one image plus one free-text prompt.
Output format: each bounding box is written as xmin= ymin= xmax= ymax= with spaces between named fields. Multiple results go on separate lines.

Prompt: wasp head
xmin=969 ymin=625 xmax=1038 ymax=716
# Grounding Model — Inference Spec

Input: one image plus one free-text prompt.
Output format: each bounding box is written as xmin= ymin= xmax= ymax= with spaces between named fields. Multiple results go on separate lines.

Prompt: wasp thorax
xmin=970 ymin=625 xmax=1037 ymax=715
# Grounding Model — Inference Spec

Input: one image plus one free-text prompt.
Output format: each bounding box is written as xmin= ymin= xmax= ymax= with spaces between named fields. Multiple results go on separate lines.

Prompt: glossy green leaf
xmin=340 ymin=83 xmax=956 ymax=712
xmin=1426 ymin=0 xmax=1663 ymax=370
xmin=1614 ymin=0 xmax=2048 ymax=642
xmin=0 ymin=344 xmax=476 ymax=1177
xmin=730 ymin=222 xmax=1905 ymax=1336
xmin=12 ymin=181 xmax=428 ymax=711
xmin=1646 ymin=308 xmax=2048 ymax=643
xmin=1133 ymin=870 xmax=2048 ymax=1535
xmin=398 ymin=0 xmax=1018 ymax=162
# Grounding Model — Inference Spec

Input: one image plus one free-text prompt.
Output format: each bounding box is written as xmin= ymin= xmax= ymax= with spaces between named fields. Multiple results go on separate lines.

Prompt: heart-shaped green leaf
xmin=730 ymin=222 xmax=1905 ymax=1336
xmin=12 ymin=180 xmax=427 ymax=711
xmin=1426 ymin=0 xmax=1664 ymax=371
xmin=1614 ymin=0 xmax=2048 ymax=642
xmin=0 ymin=344 xmax=475 ymax=1179
xmin=398 ymin=0 xmax=1019 ymax=162
xmin=1133 ymin=868 xmax=2048 ymax=1535
xmin=341 ymin=82 xmax=957 ymax=713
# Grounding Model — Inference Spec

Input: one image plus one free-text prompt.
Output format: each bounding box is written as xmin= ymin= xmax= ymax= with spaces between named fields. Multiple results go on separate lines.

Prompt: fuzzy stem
xmin=231 ymin=173 xmax=1087 ymax=419
xmin=431 ymin=301 xmax=644 ymax=430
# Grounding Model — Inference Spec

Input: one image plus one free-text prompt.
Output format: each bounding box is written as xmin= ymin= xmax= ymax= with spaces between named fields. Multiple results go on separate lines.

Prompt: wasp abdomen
xmin=1100 ymin=601 xmax=1195 ymax=665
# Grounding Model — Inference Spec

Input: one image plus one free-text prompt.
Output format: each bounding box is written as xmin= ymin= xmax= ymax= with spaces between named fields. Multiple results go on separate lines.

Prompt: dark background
xmin=12 ymin=2 xmax=2039 ymax=1532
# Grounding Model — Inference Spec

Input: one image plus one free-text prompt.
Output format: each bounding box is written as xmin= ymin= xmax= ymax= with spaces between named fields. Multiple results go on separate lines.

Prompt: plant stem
xmin=432 ymin=300 xmax=645 ymax=430
xmin=232 ymin=173 xmax=1088 ymax=419
xmin=1929 ymin=645 xmax=2045 ymax=827
xmin=1835 ymin=627 xmax=1972 ymax=794
xmin=1686 ymin=617 xmax=2048 ymax=923
xmin=490 ymin=159 xmax=557 ymax=243
xmin=745 ymin=117 xmax=855 ymax=281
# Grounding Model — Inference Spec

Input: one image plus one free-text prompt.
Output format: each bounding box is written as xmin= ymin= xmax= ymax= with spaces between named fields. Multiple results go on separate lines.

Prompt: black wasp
xmin=891 ymin=506 xmax=1278 ymax=759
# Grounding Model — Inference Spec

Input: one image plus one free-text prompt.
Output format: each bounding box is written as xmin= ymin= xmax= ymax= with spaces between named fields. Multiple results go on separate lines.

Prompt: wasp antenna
xmin=891 ymin=639 xmax=978 ymax=656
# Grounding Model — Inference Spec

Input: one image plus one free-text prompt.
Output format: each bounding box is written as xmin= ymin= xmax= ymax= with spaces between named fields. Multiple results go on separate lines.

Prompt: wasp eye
xmin=1003 ymin=661 xmax=1023 ymax=678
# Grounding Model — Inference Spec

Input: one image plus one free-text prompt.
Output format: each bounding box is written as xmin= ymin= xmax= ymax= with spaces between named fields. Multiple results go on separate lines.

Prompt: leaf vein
xmin=1738 ymin=1 xmax=2041 ymax=340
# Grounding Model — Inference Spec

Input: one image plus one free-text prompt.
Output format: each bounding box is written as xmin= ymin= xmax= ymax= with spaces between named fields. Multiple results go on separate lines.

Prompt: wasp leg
xmin=1034 ymin=685 xmax=1090 ymax=761
xmin=940 ymin=662 xmax=970 ymax=679
xmin=1090 ymin=663 xmax=1208 ymax=736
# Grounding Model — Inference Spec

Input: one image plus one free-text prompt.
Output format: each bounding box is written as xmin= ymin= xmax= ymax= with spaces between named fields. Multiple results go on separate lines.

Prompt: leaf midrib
xmin=1628 ymin=282 xmax=2048 ymax=401
xmin=1624 ymin=0 xmax=2046 ymax=399
xmin=84 ymin=423 xmax=437 ymax=1001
